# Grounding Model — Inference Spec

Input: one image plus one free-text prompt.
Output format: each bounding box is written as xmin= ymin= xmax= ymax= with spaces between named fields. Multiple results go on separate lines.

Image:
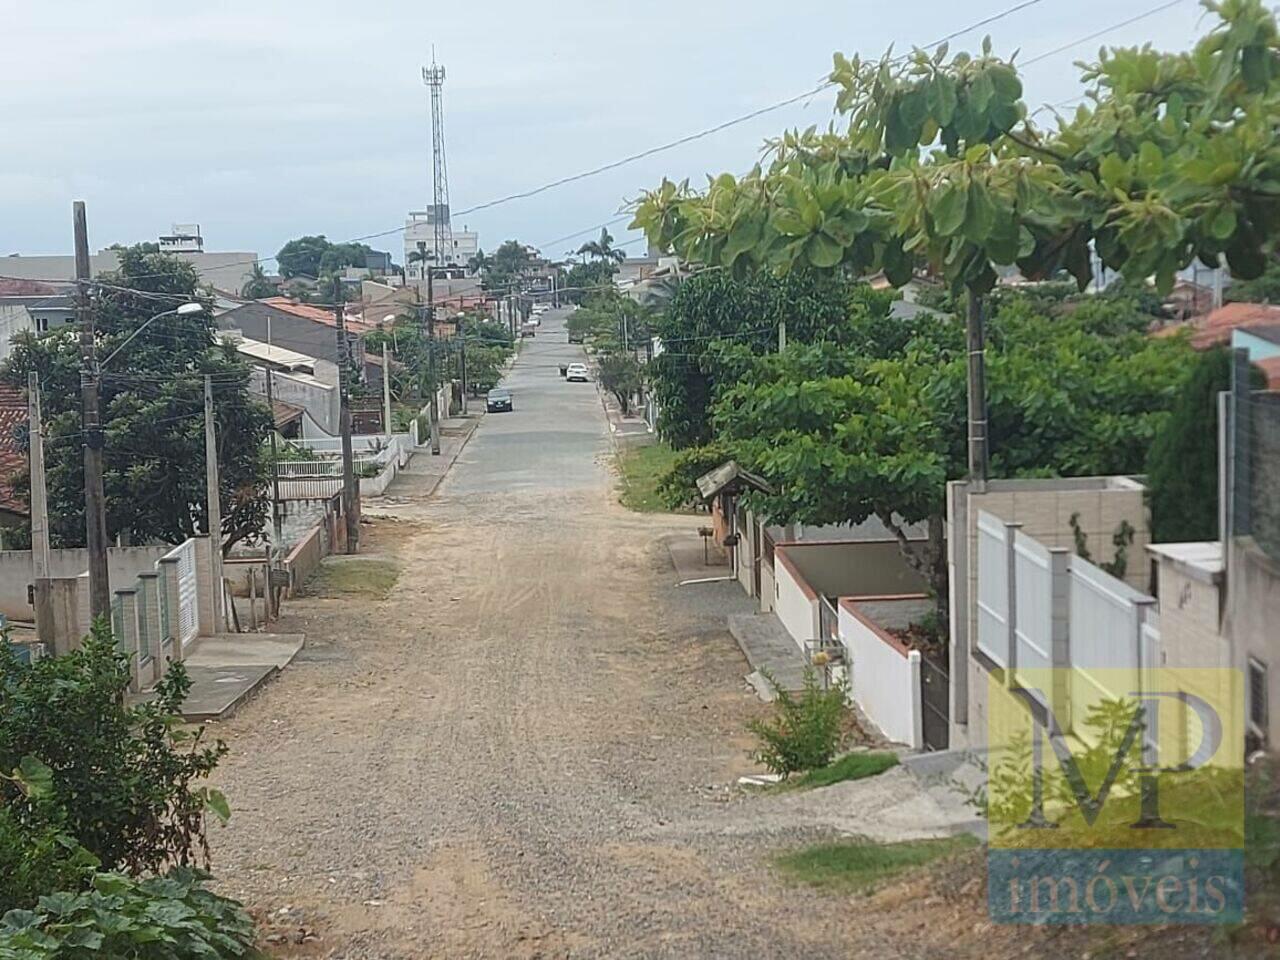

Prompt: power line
xmin=1021 ymin=0 xmax=1186 ymax=66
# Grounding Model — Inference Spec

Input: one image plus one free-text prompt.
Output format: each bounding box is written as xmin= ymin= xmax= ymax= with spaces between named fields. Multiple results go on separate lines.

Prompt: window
xmin=1249 ymin=657 xmax=1269 ymax=735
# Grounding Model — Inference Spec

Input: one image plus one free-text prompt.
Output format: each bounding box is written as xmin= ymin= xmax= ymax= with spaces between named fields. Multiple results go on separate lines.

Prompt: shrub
xmin=0 ymin=621 xmax=228 ymax=879
xmin=0 ymin=869 xmax=262 ymax=959
xmin=0 ymin=808 xmax=97 ymax=916
xmin=655 ymin=442 xmax=730 ymax=510
xmin=750 ymin=669 xmax=848 ymax=777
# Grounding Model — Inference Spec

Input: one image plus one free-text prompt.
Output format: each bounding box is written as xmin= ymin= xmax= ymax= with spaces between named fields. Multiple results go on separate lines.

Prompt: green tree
xmin=597 ymin=351 xmax=643 ymax=414
xmin=1147 ymin=345 xmax=1265 ymax=541
xmin=239 ymin=263 xmax=277 ymax=300
xmin=716 ymin=295 xmax=1194 ymax=629
xmin=1225 ymin=257 xmax=1280 ymax=303
xmin=275 ymin=235 xmax=330 ymax=278
xmin=649 ymin=271 xmax=890 ymax=448
xmin=577 ymin=227 xmax=627 ymax=265
xmin=562 ymin=259 xmax=617 ymax=303
xmin=633 ymin=0 xmax=1280 ymax=480
xmin=0 ymin=248 xmax=272 ymax=551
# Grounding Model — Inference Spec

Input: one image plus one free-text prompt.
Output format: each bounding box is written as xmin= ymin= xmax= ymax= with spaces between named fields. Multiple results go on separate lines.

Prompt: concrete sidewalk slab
xmin=665 ymin=532 xmax=731 ymax=585
xmin=177 ymin=632 xmax=305 ymax=722
xmin=728 ymin=612 xmax=808 ymax=700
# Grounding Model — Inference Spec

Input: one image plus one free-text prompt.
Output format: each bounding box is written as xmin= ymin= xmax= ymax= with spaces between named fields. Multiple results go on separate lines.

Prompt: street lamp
xmin=100 ymin=302 xmax=204 ymax=368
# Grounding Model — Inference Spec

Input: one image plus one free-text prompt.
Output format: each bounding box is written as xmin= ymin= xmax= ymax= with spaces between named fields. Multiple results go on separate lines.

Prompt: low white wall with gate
xmin=0 ymin=545 xmax=170 ymax=620
xmin=838 ymin=597 xmax=924 ymax=748
xmin=774 ymin=547 xmax=818 ymax=653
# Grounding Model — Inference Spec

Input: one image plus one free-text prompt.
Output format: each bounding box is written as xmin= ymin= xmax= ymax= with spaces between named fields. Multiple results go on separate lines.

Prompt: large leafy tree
xmin=716 ymin=292 xmax=1195 ymax=629
xmin=276 ymin=235 xmax=372 ymax=279
xmin=649 ymin=270 xmax=891 ymax=448
xmin=1 ymin=248 xmax=272 ymax=551
xmin=633 ymin=0 xmax=1280 ymax=480
xmin=239 ymin=263 xmax=277 ymax=300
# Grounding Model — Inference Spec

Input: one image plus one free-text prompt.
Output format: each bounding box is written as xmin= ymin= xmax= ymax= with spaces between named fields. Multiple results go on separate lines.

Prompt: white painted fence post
xmin=1049 ymin=548 xmax=1072 ymax=731
xmin=909 ymin=650 xmax=924 ymax=750
xmin=1004 ymin=521 xmax=1022 ymax=682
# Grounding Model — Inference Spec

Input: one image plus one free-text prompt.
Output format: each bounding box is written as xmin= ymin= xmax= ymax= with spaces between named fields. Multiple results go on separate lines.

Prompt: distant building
xmin=404 ymin=210 xmax=479 ymax=276
xmin=158 ymin=223 xmax=204 ymax=254
xmin=0 ymin=282 xmax=76 ymax=362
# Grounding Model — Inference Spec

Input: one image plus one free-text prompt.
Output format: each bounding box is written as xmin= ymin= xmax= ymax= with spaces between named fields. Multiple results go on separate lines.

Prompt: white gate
xmin=166 ymin=540 xmax=199 ymax=646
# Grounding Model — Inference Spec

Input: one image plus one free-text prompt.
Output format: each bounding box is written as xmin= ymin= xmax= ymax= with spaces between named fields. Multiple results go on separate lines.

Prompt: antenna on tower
xmin=422 ymin=52 xmax=453 ymax=269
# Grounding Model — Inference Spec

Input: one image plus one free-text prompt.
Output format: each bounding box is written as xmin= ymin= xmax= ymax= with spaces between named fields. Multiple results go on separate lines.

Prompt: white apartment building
xmin=404 ymin=208 xmax=479 ymax=276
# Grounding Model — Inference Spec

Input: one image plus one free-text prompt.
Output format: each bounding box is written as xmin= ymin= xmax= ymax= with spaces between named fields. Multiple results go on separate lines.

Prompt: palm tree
xmin=576 ymin=228 xmax=627 ymax=265
xmin=240 ymin=263 xmax=277 ymax=300
xmin=467 ymin=249 xmax=492 ymax=276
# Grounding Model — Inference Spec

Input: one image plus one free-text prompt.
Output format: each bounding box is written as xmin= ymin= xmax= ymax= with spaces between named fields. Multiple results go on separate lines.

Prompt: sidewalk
xmin=597 ymin=384 xmax=655 ymax=451
xmin=375 ymin=413 xmax=481 ymax=504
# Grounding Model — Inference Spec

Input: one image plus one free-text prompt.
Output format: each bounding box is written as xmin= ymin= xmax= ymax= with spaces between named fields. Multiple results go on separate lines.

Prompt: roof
xmin=258 ymin=298 xmax=375 ymax=334
xmin=0 ymin=278 xmax=68 ymax=297
xmin=228 ymin=334 xmax=320 ymax=371
xmin=271 ymin=400 xmax=305 ymax=429
xmin=1165 ymin=302 xmax=1280 ymax=348
xmin=1256 ymin=356 xmax=1280 ymax=390
xmin=696 ymin=461 xmax=774 ymax=501
xmin=0 ymin=382 xmax=28 ymax=517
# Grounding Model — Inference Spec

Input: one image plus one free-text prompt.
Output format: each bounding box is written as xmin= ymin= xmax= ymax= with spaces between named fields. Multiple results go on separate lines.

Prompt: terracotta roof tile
xmin=259 ymin=298 xmax=374 ymax=334
xmin=1257 ymin=356 xmax=1280 ymax=390
xmin=1188 ymin=302 xmax=1280 ymax=348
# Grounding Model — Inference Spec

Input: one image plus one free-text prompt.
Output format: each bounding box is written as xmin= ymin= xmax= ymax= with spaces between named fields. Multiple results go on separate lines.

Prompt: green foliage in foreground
xmin=0 ymin=870 xmax=262 ymax=960
xmin=655 ymin=442 xmax=731 ymax=511
xmin=790 ymin=752 xmax=900 ymax=791
xmin=773 ymin=835 xmax=979 ymax=893
xmin=751 ymin=670 xmax=849 ymax=777
xmin=0 ymin=622 xmax=228 ymax=902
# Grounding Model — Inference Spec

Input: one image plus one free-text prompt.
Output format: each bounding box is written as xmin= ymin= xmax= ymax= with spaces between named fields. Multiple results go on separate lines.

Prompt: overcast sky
xmin=0 ymin=0 xmax=1207 ymax=267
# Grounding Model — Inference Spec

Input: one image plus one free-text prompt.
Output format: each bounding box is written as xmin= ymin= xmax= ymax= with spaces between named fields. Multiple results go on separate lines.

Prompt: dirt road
xmin=208 ymin=310 xmax=981 ymax=958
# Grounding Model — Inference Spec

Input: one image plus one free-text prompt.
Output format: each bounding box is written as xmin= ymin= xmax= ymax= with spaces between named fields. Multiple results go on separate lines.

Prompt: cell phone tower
xmin=422 ymin=50 xmax=453 ymax=267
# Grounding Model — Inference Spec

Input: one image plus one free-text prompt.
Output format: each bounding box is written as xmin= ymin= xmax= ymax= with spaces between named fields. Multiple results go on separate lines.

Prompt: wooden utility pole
xmin=75 ymin=202 xmax=110 ymax=618
xmin=204 ymin=376 xmax=225 ymax=630
xmin=263 ymin=368 xmax=284 ymax=548
xmin=334 ymin=278 xmax=359 ymax=553
xmin=28 ymin=372 xmax=53 ymax=642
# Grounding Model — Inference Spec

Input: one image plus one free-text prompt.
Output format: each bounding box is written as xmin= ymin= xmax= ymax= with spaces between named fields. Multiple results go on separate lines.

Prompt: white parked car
xmin=566 ymin=362 xmax=589 ymax=382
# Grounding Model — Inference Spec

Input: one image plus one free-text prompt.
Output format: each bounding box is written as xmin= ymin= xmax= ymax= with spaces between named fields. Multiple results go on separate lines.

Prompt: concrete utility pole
xmin=204 ymin=376 xmax=225 ymax=631
xmin=778 ymin=318 xmax=787 ymax=353
xmin=263 ymin=368 xmax=284 ymax=549
xmin=75 ymin=201 xmax=110 ymax=618
xmin=28 ymin=372 xmax=53 ymax=642
xmin=425 ymin=262 xmax=441 ymax=455
xmin=458 ymin=312 xmax=468 ymax=415
xmin=382 ymin=343 xmax=393 ymax=438
xmin=334 ymin=278 xmax=359 ymax=553
xmin=966 ymin=289 xmax=990 ymax=486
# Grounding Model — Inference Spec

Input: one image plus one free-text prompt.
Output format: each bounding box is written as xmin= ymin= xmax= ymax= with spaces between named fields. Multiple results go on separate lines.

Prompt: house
xmin=215 ymin=298 xmax=376 ymax=381
xmin=0 ymin=382 xmax=27 ymax=533
xmin=0 ymin=286 xmax=76 ymax=361
xmin=404 ymin=209 xmax=480 ymax=275
xmin=225 ymin=333 xmax=341 ymax=438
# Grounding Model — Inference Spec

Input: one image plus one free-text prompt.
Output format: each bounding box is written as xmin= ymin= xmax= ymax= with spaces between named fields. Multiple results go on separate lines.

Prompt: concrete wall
xmin=774 ymin=548 xmax=819 ymax=652
xmin=948 ymin=476 xmax=1150 ymax=749
xmin=1227 ymin=542 xmax=1280 ymax=745
xmin=0 ymin=305 xmax=32 ymax=361
xmin=0 ymin=545 xmax=169 ymax=619
xmin=0 ymin=251 xmax=257 ymax=295
xmin=1234 ymin=328 xmax=1280 ymax=362
xmin=248 ymin=363 xmax=340 ymax=436
xmin=1153 ymin=557 xmax=1230 ymax=671
xmin=838 ymin=597 xmax=924 ymax=748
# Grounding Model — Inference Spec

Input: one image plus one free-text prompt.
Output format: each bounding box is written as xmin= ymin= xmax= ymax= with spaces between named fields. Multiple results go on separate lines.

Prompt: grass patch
xmin=616 ymin=442 xmax=678 ymax=512
xmin=306 ymin=557 xmax=399 ymax=599
xmin=788 ymin=751 xmax=900 ymax=790
xmin=773 ymin=835 xmax=979 ymax=894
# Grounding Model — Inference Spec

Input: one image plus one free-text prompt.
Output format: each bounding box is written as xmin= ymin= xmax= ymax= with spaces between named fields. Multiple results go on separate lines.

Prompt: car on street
xmin=485 ymin=388 xmax=513 ymax=413
xmin=566 ymin=363 xmax=589 ymax=382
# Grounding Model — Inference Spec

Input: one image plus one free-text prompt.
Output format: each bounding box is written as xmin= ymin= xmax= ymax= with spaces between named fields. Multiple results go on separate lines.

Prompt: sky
xmin=0 ymin=0 xmax=1209 ymax=268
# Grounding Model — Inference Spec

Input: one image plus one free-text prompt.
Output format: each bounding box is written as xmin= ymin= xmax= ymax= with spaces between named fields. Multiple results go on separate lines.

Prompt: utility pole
xmin=28 ymin=372 xmax=53 ymax=644
xmin=204 ymin=376 xmax=225 ymax=631
xmin=458 ymin=312 xmax=468 ymax=415
xmin=382 ymin=343 xmax=393 ymax=438
xmin=263 ymin=368 xmax=284 ymax=549
xmin=778 ymin=319 xmax=787 ymax=353
xmin=75 ymin=201 xmax=110 ymax=619
xmin=334 ymin=277 xmax=359 ymax=553
xmin=965 ymin=290 xmax=989 ymax=486
xmin=426 ymin=262 xmax=441 ymax=455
